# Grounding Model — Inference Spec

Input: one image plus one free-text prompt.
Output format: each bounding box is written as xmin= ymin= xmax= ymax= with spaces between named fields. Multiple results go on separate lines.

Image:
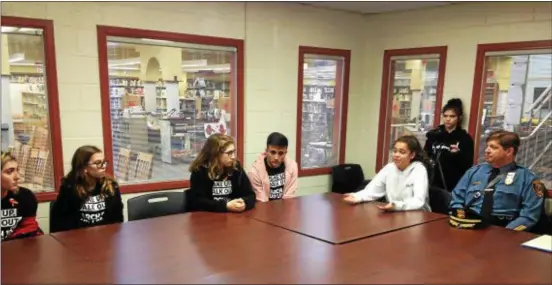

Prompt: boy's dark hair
xmin=266 ymin=132 xmax=288 ymax=148
xmin=486 ymin=130 xmax=521 ymax=155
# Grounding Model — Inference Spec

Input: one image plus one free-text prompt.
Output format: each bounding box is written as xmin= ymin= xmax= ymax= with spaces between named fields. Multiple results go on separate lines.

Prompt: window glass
xmin=385 ymin=57 xmax=441 ymax=164
xmin=1 ymin=26 xmax=55 ymax=193
xmin=478 ymin=52 xmax=551 ymax=188
xmin=300 ymin=54 xmax=344 ymax=169
xmin=106 ymin=37 xmax=236 ymax=184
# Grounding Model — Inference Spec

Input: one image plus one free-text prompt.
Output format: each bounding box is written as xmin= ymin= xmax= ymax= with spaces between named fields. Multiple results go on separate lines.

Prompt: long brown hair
xmin=1 ymin=151 xmax=19 ymax=194
xmin=64 ymin=145 xmax=115 ymax=199
xmin=395 ymin=135 xmax=432 ymax=179
xmin=189 ymin=134 xmax=237 ymax=180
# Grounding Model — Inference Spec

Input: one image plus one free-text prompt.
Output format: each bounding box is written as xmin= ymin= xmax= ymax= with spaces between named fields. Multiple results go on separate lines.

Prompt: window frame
xmin=467 ymin=40 xmax=552 ymax=197
xmin=375 ymin=46 xmax=448 ymax=172
xmin=296 ymin=46 xmax=351 ymax=177
xmin=1 ymin=16 xmax=64 ymax=202
xmin=97 ymin=25 xmax=244 ymax=194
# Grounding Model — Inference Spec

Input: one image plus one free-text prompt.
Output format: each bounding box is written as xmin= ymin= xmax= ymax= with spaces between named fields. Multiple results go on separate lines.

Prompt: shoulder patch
xmin=531 ymin=180 xmax=546 ymax=198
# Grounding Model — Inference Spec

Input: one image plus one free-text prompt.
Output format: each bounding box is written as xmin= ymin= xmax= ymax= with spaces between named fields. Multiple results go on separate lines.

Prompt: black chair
xmin=331 ymin=164 xmax=371 ymax=194
xmin=529 ymin=190 xmax=552 ymax=235
xmin=49 ymin=200 xmax=57 ymax=233
xmin=429 ymin=186 xmax=451 ymax=214
xmin=127 ymin=190 xmax=187 ymax=221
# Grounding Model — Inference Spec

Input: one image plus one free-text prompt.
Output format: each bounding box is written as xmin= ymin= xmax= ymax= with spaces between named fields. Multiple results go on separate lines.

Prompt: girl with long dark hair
xmin=343 ymin=135 xmax=432 ymax=211
xmin=424 ymin=98 xmax=474 ymax=192
xmin=51 ymin=145 xmax=123 ymax=232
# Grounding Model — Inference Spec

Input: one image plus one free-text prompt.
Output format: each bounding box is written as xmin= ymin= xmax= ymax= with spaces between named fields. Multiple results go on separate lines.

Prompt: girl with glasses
xmin=51 ymin=145 xmax=123 ymax=232
xmin=187 ymin=134 xmax=256 ymax=212
xmin=1 ymin=152 xmax=43 ymax=242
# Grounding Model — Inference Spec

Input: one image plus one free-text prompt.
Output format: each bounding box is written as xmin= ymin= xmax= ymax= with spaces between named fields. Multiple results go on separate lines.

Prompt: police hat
xmin=448 ymin=208 xmax=490 ymax=229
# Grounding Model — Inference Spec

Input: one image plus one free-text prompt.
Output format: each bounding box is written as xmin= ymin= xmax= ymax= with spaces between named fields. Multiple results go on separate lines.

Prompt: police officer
xmin=449 ymin=130 xmax=545 ymax=231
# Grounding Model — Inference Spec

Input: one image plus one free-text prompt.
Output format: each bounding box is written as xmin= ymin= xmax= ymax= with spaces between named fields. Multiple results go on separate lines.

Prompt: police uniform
xmin=449 ymin=162 xmax=545 ymax=231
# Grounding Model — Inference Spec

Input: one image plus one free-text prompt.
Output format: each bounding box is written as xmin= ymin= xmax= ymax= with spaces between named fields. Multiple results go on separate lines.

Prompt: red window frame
xmin=296 ymin=46 xmax=351 ymax=177
xmin=1 ymin=16 xmax=64 ymax=202
xmin=97 ymin=26 xmax=244 ymax=194
xmin=375 ymin=46 xmax=448 ymax=172
xmin=468 ymin=40 xmax=552 ymax=196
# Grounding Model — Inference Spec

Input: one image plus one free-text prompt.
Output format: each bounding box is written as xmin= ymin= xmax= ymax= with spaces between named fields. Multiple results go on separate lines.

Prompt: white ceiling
xmin=302 ymin=1 xmax=452 ymax=14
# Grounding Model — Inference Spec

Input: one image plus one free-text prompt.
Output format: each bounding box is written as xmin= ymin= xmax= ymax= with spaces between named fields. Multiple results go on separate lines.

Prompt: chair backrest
xmin=49 ymin=200 xmax=56 ymax=233
xmin=127 ymin=190 xmax=186 ymax=221
xmin=331 ymin=164 xmax=365 ymax=194
xmin=429 ymin=186 xmax=451 ymax=214
xmin=530 ymin=189 xmax=552 ymax=235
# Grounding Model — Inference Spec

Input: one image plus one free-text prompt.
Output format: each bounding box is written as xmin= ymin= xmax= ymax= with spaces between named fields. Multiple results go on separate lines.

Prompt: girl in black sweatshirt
xmin=51 ymin=145 xmax=123 ymax=233
xmin=424 ymin=98 xmax=474 ymax=192
xmin=187 ymin=134 xmax=256 ymax=213
xmin=1 ymin=152 xmax=43 ymax=242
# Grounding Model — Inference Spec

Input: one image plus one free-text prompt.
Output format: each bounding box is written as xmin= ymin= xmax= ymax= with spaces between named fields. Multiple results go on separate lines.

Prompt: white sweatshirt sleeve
xmin=352 ymin=164 xmax=389 ymax=202
xmin=393 ymin=163 xmax=429 ymax=211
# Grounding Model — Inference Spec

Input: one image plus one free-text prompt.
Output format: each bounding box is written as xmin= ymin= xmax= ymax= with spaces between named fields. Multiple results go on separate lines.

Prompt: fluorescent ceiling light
xmin=182 ymin=59 xmax=207 ymax=67
xmin=1 ymin=26 xmax=18 ymax=33
xmin=9 ymin=53 xmax=25 ymax=63
xmin=10 ymin=62 xmax=40 ymax=67
xmin=107 ymin=42 xmax=119 ymax=46
xmin=108 ymin=57 xmax=141 ymax=67
xmin=109 ymin=66 xmax=140 ymax=71
xmin=141 ymin=38 xmax=171 ymax=44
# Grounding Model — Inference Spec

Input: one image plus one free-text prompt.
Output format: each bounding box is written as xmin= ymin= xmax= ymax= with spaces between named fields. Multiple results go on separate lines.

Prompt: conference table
xmin=2 ymin=193 xmax=551 ymax=284
xmin=245 ymin=192 xmax=446 ymax=244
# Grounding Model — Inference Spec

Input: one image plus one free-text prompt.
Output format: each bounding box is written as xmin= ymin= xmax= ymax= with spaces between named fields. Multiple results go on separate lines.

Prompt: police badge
xmin=504 ymin=172 xmax=515 ymax=185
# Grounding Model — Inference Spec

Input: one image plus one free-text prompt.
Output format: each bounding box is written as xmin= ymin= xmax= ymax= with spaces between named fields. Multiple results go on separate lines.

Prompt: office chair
xmin=127 ymin=190 xmax=187 ymax=221
xmin=331 ymin=164 xmax=371 ymax=194
xmin=429 ymin=186 xmax=451 ymax=214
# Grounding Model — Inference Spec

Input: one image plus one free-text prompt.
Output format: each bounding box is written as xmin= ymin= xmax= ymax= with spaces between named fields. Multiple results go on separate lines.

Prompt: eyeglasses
xmin=88 ymin=160 xmax=109 ymax=169
xmin=222 ymin=150 xmax=236 ymax=156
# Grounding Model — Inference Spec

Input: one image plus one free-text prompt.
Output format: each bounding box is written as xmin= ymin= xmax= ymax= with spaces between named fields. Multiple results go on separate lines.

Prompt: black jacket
xmin=187 ymin=161 xmax=256 ymax=212
xmin=50 ymin=179 xmax=124 ymax=233
xmin=424 ymin=125 xmax=474 ymax=191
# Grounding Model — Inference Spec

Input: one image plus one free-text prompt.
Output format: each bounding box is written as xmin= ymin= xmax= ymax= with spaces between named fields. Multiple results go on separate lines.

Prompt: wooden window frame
xmin=97 ymin=25 xmax=244 ymax=194
xmin=467 ymin=40 xmax=552 ymax=196
xmin=375 ymin=46 xmax=448 ymax=172
xmin=296 ymin=46 xmax=351 ymax=177
xmin=1 ymin=16 xmax=64 ymax=202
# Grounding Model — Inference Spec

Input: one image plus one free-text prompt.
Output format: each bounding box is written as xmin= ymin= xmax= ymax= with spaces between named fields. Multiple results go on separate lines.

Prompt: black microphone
xmin=427 ymin=127 xmax=443 ymax=139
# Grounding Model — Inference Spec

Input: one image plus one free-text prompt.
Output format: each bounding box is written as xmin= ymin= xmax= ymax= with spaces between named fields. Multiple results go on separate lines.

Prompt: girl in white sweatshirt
xmin=344 ymin=135 xmax=432 ymax=211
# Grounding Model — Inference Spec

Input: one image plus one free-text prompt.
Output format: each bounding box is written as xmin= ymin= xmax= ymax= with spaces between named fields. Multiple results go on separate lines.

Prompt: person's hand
xmin=226 ymin=199 xmax=245 ymax=212
xmin=343 ymin=193 xmax=361 ymax=205
xmin=376 ymin=202 xmax=396 ymax=211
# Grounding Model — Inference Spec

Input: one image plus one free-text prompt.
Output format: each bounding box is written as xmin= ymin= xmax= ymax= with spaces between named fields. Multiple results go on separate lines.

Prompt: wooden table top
xmin=332 ymin=220 xmax=552 ymax=284
xmin=246 ymin=192 xmax=447 ymax=244
xmin=49 ymin=212 xmax=335 ymax=284
xmin=1 ymin=234 xmax=98 ymax=284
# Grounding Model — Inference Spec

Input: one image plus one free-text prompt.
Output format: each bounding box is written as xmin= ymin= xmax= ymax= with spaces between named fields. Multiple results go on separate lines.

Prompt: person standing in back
xmin=1 ymin=152 xmax=43 ymax=241
xmin=249 ymin=132 xmax=298 ymax=202
xmin=51 ymin=145 xmax=123 ymax=233
xmin=424 ymin=98 xmax=474 ymax=192
xmin=187 ymin=134 xmax=256 ymax=212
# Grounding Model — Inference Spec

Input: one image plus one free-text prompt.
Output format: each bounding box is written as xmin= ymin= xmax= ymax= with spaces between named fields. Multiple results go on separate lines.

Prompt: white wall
xmin=3 ymin=2 xmax=552 ymax=233
xmin=1 ymin=1 xmax=366 ymax=233
xmin=359 ymin=2 xmax=552 ymax=173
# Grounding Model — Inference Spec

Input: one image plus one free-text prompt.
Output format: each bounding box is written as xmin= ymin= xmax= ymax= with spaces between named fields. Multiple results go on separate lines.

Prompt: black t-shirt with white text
xmin=79 ymin=185 xmax=107 ymax=226
xmin=265 ymin=158 xmax=286 ymax=200
xmin=212 ymin=177 xmax=233 ymax=203
xmin=1 ymin=187 xmax=42 ymax=241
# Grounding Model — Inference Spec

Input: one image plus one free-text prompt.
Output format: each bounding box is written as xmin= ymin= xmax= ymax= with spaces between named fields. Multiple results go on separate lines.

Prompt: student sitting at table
xmin=248 ymin=132 xmax=298 ymax=202
xmin=187 ymin=133 xmax=256 ymax=213
xmin=343 ymin=135 xmax=432 ymax=211
xmin=1 ymin=151 xmax=43 ymax=242
xmin=50 ymin=145 xmax=124 ymax=233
